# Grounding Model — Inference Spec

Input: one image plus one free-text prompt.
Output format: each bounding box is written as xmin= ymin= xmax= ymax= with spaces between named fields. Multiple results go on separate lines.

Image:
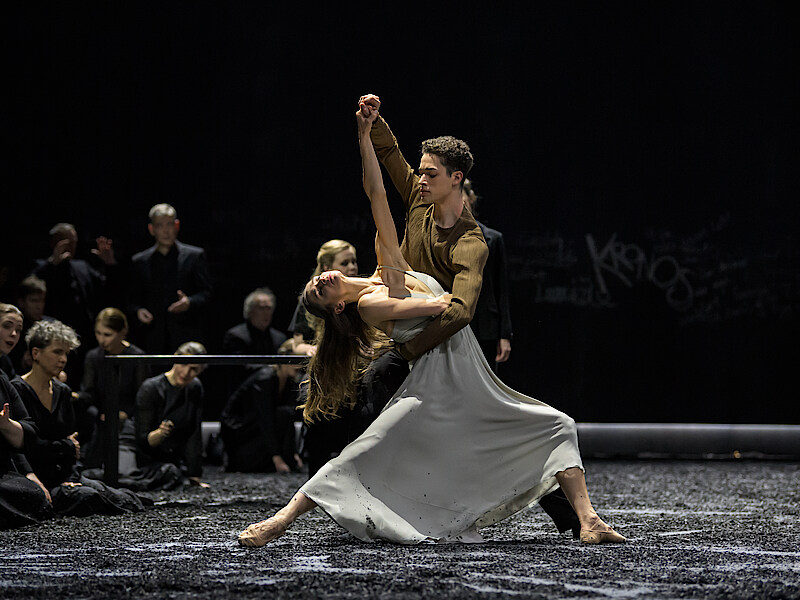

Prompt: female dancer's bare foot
xmin=239 ymin=491 xmax=317 ymax=547
xmin=238 ymin=515 xmax=290 ymax=547
xmin=579 ymin=514 xmax=626 ymax=544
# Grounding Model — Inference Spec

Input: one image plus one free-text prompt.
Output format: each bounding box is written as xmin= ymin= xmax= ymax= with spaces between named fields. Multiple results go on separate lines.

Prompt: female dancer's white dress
xmin=301 ymin=271 xmax=582 ymax=543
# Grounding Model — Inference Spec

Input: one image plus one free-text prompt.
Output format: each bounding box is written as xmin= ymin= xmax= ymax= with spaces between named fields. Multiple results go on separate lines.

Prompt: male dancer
xmin=360 ymin=94 xmax=580 ymax=537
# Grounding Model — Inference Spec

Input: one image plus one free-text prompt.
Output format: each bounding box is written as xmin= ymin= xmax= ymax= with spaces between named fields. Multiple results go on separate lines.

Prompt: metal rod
xmin=104 ymin=354 xmax=308 ymax=365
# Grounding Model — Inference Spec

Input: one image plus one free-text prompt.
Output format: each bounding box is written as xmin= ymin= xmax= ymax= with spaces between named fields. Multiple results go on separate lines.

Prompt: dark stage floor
xmin=2 ymin=460 xmax=798 ymax=599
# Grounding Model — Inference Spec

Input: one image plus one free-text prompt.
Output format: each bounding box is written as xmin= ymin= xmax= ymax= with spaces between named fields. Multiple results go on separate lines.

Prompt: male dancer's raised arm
xmin=360 ymin=94 xmax=487 ymax=361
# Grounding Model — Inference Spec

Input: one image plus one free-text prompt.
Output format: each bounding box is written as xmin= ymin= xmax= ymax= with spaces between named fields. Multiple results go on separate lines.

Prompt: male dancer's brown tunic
xmin=369 ymin=115 xmax=488 ymax=361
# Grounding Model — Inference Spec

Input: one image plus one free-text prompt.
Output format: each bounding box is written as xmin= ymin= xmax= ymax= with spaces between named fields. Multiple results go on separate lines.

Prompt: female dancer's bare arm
xmin=358 ymin=291 xmax=452 ymax=328
xmin=357 ymin=102 xmax=408 ymax=296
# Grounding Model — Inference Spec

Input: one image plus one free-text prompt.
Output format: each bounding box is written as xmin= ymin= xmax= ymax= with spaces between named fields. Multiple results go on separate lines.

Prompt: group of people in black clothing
xmin=0 ymin=202 xmax=221 ymax=528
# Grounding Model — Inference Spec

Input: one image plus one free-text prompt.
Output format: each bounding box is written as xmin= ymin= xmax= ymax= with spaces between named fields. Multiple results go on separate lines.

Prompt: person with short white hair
xmin=222 ymin=287 xmax=287 ymax=398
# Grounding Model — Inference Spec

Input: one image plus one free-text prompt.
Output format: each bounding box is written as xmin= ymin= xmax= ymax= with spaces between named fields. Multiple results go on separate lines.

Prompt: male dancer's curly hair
xmin=420 ymin=136 xmax=474 ymax=184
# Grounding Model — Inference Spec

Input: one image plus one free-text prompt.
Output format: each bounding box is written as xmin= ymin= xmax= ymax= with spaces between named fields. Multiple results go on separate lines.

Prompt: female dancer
xmin=239 ymin=103 xmax=624 ymax=546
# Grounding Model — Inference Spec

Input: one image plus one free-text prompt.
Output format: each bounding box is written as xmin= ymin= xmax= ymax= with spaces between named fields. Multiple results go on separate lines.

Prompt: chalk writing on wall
xmin=508 ymin=213 xmax=798 ymax=323
xmin=586 ymin=233 xmax=693 ymax=311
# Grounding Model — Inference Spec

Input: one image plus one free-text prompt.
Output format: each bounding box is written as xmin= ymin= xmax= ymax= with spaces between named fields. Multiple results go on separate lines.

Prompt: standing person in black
xmin=222 ymin=287 xmax=287 ymax=398
xmin=462 ymin=180 xmax=513 ymax=374
xmin=128 ymin=204 xmax=212 ymax=354
xmin=30 ymin=223 xmax=118 ymax=386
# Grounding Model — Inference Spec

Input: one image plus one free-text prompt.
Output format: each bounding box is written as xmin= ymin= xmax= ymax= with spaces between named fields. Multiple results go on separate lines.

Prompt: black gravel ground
xmin=2 ymin=460 xmax=798 ymax=599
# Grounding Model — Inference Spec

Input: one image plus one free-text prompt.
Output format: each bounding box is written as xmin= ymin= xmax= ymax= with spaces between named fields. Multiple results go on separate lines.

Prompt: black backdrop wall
xmin=5 ymin=3 xmax=798 ymax=423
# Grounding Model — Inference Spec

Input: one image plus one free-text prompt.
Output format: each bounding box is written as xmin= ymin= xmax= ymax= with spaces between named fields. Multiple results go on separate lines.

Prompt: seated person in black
xmin=0 ymin=304 xmax=55 ymax=529
xmin=1 ymin=304 xmax=25 ymax=380
xmin=221 ymin=340 xmax=303 ymax=473
xmin=1 ymin=371 xmax=56 ymax=529
xmin=222 ymin=287 xmax=287 ymax=398
xmin=135 ymin=341 xmax=209 ymax=488
xmin=11 ymin=320 xmax=146 ymax=517
xmin=77 ymin=307 xmax=150 ymax=470
xmin=1 ymin=303 xmax=52 ymax=499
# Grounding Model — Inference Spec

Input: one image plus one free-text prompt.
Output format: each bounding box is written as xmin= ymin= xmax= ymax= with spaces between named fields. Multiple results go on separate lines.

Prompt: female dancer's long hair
xmin=299 ymin=292 xmax=386 ymax=424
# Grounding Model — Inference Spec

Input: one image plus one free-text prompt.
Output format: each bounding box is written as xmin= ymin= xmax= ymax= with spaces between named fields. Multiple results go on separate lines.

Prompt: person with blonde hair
xmin=285 ymin=240 xmax=364 ymax=476
xmin=288 ymin=239 xmax=358 ymax=349
xmin=222 ymin=287 xmax=287 ymax=398
xmin=0 ymin=304 xmax=24 ymax=379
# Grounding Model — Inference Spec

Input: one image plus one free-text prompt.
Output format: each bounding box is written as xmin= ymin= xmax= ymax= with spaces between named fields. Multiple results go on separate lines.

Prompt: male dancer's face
xmin=418 ymin=154 xmax=461 ymax=205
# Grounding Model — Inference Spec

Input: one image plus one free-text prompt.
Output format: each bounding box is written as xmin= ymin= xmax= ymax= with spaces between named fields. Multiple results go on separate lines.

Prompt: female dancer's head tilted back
xmin=292 ymin=239 xmax=359 ymax=348
xmin=299 ymin=271 xmax=386 ymax=424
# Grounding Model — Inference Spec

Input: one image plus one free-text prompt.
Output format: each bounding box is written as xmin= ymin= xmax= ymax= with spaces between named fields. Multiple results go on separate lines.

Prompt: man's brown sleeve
xmin=399 ymin=234 xmax=488 ymax=360
xmin=370 ymin=116 xmax=418 ymax=210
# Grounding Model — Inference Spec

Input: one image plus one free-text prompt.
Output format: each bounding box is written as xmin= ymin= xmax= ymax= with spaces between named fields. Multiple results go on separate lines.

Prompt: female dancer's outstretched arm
xmin=357 ymin=101 xmax=408 ymax=297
